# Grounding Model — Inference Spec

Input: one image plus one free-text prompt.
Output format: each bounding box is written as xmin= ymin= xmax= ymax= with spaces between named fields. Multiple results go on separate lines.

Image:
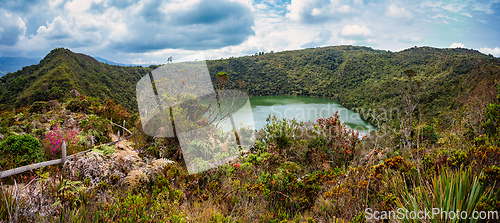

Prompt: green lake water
xmin=249 ymin=95 xmax=376 ymax=136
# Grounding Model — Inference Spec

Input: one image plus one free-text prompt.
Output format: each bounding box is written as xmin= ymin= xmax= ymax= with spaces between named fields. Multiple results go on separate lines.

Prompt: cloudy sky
xmin=0 ymin=0 xmax=499 ymax=64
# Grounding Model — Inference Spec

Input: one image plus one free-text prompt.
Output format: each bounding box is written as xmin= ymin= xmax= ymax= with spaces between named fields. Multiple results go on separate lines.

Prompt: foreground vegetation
xmin=0 ymin=79 xmax=499 ymax=222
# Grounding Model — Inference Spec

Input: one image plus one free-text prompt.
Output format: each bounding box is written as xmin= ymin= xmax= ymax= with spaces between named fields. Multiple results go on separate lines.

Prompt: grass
xmin=395 ymin=166 xmax=496 ymax=223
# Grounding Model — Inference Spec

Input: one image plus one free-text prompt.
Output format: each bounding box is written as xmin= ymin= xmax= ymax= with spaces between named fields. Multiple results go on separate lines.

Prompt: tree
xmin=401 ymin=69 xmax=419 ymax=151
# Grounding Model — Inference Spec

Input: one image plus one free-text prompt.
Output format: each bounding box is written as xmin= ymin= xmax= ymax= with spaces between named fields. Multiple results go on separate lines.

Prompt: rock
xmin=61 ymin=109 xmax=70 ymax=116
xmin=70 ymin=89 xmax=81 ymax=97
xmin=31 ymin=120 xmax=41 ymax=129
xmin=47 ymin=100 xmax=59 ymax=109
xmin=64 ymin=117 xmax=76 ymax=128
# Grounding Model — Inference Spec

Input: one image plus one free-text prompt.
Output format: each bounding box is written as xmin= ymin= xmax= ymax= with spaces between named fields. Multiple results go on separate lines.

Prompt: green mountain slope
xmin=207 ymin=46 xmax=500 ymax=126
xmin=0 ymin=48 xmax=152 ymax=111
xmin=1 ymin=46 xmax=498 ymax=128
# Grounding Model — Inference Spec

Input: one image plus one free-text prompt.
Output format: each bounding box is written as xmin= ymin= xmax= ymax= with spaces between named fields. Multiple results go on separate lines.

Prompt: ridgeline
xmin=1 ymin=46 xmax=499 ymax=127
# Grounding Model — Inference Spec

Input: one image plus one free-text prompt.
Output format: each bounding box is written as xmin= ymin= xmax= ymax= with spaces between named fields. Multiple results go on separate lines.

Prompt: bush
xmin=315 ymin=112 xmax=361 ymax=168
xmin=0 ymin=134 xmax=43 ymax=168
xmin=67 ymin=97 xmax=91 ymax=113
xmin=28 ymin=101 xmax=49 ymax=114
xmin=479 ymin=80 xmax=500 ymax=143
xmin=420 ymin=125 xmax=438 ymax=144
xmin=43 ymin=123 xmax=79 ymax=159
xmin=79 ymin=114 xmax=111 ymax=144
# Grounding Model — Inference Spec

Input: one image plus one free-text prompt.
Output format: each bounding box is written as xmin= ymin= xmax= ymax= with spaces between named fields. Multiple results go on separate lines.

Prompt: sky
xmin=0 ymin=0 xmax=499 ymax=64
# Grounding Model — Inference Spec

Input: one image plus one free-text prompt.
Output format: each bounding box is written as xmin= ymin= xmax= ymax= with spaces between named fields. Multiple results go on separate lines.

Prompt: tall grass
xmin=395 ymin=166 xmax=496 ymax=223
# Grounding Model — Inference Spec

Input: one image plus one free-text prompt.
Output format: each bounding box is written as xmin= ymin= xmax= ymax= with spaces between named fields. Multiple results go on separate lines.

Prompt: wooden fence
xmin=0 ymin=119 xmax=132 ymax=179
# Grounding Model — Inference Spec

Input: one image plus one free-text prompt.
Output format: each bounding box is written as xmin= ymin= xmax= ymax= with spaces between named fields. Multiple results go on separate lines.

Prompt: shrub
xmin=419 ymin=125 xmax=438 ymax=144
xmin=92 ymin=144 xmax=116 ymax=156
xmin=28 ymin=101 xmax=49 ymax=114
xmin=43 ymin=123 xmax=79 ymax=159
xmin=0 ymin=134 xmax=43 ymax=167
xmin=67 ymin=97 xmax=91 ymax=113
xmin=384 ymin=156 xmax=409 ymax=172
xmin=79 ymin=114 xmax=111 ymax=143
xmin=257 ymin=114 xmax=316 ymax=164
xmin=315 ymin=112 xmax=361 ymax=168
xmin=94 ymin=99 xmax=133 ymax=125
xmin=481 ymin=80 xmax=500 ymax=142
xmin=99 ymin=192 xmax=152 ymax=222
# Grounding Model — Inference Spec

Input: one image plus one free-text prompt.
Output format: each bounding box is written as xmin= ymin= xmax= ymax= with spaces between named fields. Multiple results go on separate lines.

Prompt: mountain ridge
xmin=0 ymin=48 xmax=153 ymax=111
xmin=1 ymin=46 xmax=499 ymax=128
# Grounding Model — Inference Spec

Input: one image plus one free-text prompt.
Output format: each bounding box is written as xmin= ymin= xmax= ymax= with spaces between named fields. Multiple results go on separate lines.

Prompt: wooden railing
xmin=0 ymin=120 xmax=133 ymax=178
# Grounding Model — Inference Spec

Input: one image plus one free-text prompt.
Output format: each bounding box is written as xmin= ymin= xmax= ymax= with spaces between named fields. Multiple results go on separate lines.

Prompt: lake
xmin=249 ymin=95 xmax=376 ymax=136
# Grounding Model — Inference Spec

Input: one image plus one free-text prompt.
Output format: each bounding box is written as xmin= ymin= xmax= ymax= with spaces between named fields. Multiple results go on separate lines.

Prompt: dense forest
xmin=0 ymin=46 xmax=499 ymax=222
xmin=207 ymin=45 xmax=500 ymax=127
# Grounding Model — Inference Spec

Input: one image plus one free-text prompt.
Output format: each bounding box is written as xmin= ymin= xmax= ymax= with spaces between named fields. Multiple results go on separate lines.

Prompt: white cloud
xmin=432 ymin=14 xmax=458 ymax=22
xmin=36 ymin=16 xmax=72 ymax=39
xmin=63 ymin=0 xmax=93 ymax=13
xmin=386 ymin=4 xmax=412 ymax=19
xmin=0 ymin=0 xmax=498 ymax=63
xmin=301 ymin=30 xmax=332 ymax=48
xmin=442 ymin=3 xmax=463 ymax=13
xmin=11 ymin=0 xmax=255 ymax=54
xmin=340 ymin=24 xmax=371 ymax=39
xmin=479 ymin=47 xmax=500 ymax=57
xmin=450 ymin=42 xmax=465 ymax=48
xmin=0 ymin=9 xmax=26 ymax=46
xmin=286 ymin=0 xmax=354 ymax=23
xmin=461 ymin=12 xmax=472 ymax=18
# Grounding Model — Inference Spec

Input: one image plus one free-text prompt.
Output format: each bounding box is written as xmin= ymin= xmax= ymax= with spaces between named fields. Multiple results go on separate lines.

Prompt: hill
xmin=207 ymin=46 xmax=500 ymax=127
xmin=0 ymin=48 xmax=153 ymax=111
xmin=1 ymin=46 xmax=499 ymax=128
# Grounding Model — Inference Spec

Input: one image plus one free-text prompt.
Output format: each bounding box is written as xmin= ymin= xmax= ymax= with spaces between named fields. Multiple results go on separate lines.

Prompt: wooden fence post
xmin=123 ymin=120 xmax=126 ymax=138
xmin=62 ymin=141 xmax=67 ymax=166
xmin=134 ymin=127 xmax=137 ymax=150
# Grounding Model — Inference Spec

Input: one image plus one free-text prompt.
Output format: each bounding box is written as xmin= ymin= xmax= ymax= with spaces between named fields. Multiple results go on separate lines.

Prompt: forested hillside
xmin=207 ymin=45 xmax=500 ymax=127
xmin=1 ymin=46 xmax=499 ymax=128
xmin=0 ymin=48 xmax=152 ymax=111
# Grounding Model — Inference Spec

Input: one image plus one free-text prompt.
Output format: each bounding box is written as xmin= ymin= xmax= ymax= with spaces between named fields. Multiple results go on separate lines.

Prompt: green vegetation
xmin=0 ymin=48 xmax=152 ymax=111
xmin=395 ymin=166 xmax=496 ymax=223
xmin=2 ymin=46 xmax=499 ymax=129
xmin=207 ymin=46 xmax=500 ymax=127
xmin=0 ymin=46 xmax=499 ymax=222
xmin=0 ymin=134 xmax=43 ymax=168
